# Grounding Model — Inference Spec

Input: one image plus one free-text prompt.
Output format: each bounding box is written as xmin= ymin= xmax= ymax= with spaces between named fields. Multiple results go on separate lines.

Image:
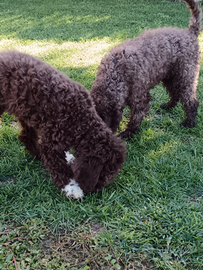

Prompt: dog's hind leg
xmin=161 ymin=77 xmax=199 ymax=128
xmin=180 ymin=59 xmax=200 ymax=128
xmin=180 ymin=86 xmax=199 ymax=128
xmin=162 ymin=52 xmax=200 ymax=128
xmin=18 ymin=120 xmax=41 ymax=160
xmin=161 ymin=77 xmax=180 ymax=109
xmin=180 ymin=99 xmax=199 ymax=128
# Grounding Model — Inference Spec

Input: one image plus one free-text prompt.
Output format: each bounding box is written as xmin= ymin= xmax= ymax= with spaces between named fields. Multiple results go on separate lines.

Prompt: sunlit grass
xmin=0 ymin=38 xmax=115 ymax=68
xmin=198 ymin=31 xmax=203 ymax=61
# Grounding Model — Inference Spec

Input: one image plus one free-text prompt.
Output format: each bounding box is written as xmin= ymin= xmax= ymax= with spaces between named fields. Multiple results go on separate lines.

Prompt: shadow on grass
xmin=0 ymin=0 xmax=191 ymax=42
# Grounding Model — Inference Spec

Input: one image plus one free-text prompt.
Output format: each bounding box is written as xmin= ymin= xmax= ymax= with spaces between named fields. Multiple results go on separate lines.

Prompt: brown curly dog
xmin=0 ymin=51 xmax=126 ymax=199
xmin=91 ymin=0 xmax=201 ymax=140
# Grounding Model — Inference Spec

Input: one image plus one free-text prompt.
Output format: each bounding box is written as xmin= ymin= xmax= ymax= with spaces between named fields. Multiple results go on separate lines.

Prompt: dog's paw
xmin=180 ymin=120 xmax=195 ymax=128
xmin=160 ymin=102 xmax=176 ymax=110
xmin=160 ymin=103 xmax=169 ymax=110
xmin=62 ymin=179 xmax=84 ymax=199
xmin=118 ymin=128 xmax=139 ymax=140
xmin=65 ymin=151 xmax=75 ymax=164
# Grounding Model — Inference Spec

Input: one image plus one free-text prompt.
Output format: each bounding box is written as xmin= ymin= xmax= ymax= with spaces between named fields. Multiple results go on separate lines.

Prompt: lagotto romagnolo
xmin=0 ymin=51 xmax=126 ymax=199
xmin=91 ymin=0 xmax=202 ymax=140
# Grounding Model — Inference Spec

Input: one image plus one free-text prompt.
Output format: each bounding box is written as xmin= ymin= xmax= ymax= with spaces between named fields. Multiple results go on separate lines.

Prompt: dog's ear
xmin=104 ymin=110 xmax=122 ymax=133
xmin=71 ymin=156 xmax=103 ymax=194
xmin=109 ymin=110 xmax=123 ymax=133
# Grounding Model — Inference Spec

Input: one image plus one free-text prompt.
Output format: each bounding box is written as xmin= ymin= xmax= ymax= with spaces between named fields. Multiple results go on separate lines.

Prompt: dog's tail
xmin=184 ymin=0 xmax=202 ymax=36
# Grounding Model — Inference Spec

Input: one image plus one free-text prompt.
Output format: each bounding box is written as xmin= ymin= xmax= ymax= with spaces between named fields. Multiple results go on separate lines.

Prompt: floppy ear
xmin=103 ymin=110 xmax=122 ymax=133
xmin=109 ymin=110 xmax=123 ymax=133
xmin=71 ymin=156 xmax=103 ymax=194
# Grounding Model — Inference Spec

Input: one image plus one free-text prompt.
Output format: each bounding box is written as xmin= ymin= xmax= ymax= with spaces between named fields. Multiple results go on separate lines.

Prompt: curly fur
xmin=0 ymin=50 xmax=126 ymax=198
xmin=91 ymin=0 xmax=202 ymax=140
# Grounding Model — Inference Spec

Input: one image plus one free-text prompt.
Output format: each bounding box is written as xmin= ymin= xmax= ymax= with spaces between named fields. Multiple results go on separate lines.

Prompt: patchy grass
xmin=1 ymin=0 xmax=203 ymax=269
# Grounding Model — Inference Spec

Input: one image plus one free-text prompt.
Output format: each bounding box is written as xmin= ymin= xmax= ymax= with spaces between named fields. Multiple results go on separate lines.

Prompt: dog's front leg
xmin=39 ymin=143 xmax=84 ymax=199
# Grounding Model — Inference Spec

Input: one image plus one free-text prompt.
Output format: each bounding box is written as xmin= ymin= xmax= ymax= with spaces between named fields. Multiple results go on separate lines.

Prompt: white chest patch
xmin=62 ymin=179 xmax=84 ymax=199
xmin=65 ymin=151 xmax=75 ymax=164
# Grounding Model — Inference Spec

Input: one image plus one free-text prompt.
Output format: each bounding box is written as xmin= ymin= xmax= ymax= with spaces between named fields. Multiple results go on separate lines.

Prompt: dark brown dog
xmin=0 ymin=51 xmax=126 ymax=198
xmin=91 ymin=0 xmax=201 ymax=140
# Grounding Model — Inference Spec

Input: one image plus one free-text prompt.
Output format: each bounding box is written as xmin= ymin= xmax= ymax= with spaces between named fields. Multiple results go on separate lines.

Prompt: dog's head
xmin=71 ymin=135 xmax=126 ymax=194
xmin=91 ymin=77 xmax=123 ymax=134
xmin=91 ymin=95 xmax=122 ymax=133
xmin=71 ymin=155 xmax=103 ymax=194
xmin=94 ymin=135 xmax=126 ymax=191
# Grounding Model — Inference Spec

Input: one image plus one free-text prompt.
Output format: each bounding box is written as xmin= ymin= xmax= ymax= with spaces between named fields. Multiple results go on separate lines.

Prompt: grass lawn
xmin=1 ymin=0 xmax=203 ymax=269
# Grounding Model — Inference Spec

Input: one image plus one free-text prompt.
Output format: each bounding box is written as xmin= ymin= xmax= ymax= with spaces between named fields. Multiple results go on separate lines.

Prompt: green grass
xmin=0 ymin=0 xmax=203 ymax=269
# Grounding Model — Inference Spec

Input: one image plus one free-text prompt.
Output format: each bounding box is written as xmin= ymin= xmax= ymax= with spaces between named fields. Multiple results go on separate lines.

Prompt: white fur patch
xmin=62 ymin=179 xmax=84 ymax=199
xmin=65 ymin=151 xmax=75 ymax=164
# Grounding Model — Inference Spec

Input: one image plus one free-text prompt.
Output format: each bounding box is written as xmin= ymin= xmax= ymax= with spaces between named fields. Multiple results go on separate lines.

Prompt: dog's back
xmin=0 ymin=51 xmax=91 ymax=122
xmin=0 ymin=51 xmax=57 ymax=117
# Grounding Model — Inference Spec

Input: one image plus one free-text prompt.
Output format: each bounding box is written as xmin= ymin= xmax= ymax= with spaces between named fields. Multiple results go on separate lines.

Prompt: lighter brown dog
xmin=91 ymin=0 xmax=201 ymax=140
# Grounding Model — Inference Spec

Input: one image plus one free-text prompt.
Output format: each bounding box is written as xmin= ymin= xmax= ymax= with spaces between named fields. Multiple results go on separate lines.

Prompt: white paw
xmin=62 ymin=179 xmax=84 ymax=199
xmin=65 ymin=151 xmax=75 ymax=164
